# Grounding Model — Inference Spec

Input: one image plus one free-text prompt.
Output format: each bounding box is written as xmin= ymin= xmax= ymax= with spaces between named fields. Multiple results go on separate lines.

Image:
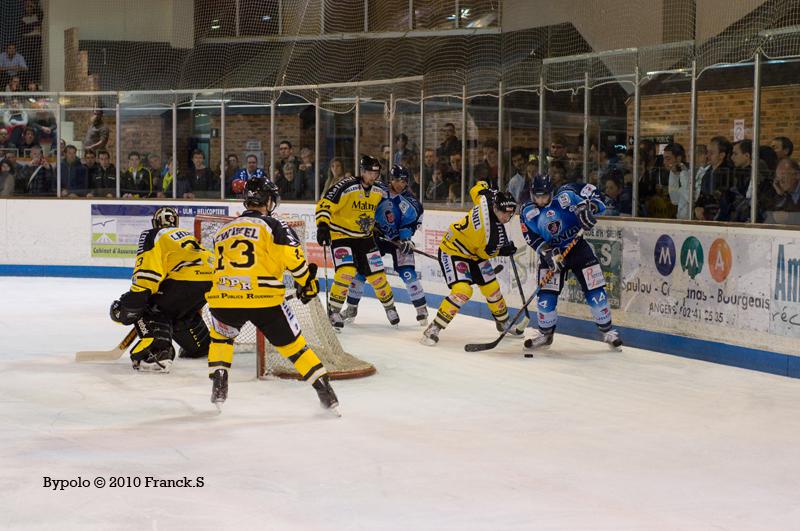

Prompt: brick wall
xmin=627 ymin=84 xmax=800 ymax=150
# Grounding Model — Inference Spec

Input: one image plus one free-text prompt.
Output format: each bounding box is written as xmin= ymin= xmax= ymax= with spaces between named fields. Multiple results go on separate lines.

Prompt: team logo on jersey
xmin=546 ymin=210 xmax=555 ymax=218
xmin=558 ymin=193 xmax=570 ymax=209
xmin=654 ymin=234 xmax=676 ymax=276
xmin=546 ymin=220 xmax=561 ymax=235
xmin=356 ymin=213 xmax=375 ymax=235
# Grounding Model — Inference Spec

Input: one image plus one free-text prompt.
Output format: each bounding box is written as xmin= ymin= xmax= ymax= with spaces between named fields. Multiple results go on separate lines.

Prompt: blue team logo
xmin=546 ymin=210 xmax=555 ymax=218
xmin=654 ymin=234 xmax=676 ymax=276
xmin=546 ymin=220 xmax=561 ymax=236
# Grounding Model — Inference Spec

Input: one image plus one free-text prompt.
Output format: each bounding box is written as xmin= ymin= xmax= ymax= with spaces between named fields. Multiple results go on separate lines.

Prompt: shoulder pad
xmin=557 ymin=192 xmax=572 ymax=209
xmin=136 ymin=228 xmax=161 ymax=255
xmin=263 ymin=215 xmax=300 ymax=246
xmin=579 ymin=183 xmax=598 ymax=199
xmin=522 ymin=203 xmax=540 ymax=222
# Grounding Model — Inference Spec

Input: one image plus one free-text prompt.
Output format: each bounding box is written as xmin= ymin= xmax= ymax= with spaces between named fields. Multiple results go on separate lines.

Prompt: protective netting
xmin=194 ymin=214 xmax=376 ymax=380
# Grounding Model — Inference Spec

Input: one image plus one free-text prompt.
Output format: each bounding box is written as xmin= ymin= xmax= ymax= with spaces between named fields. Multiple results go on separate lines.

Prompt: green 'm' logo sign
xmin=680 ymin=236 xmax=704 ymax=279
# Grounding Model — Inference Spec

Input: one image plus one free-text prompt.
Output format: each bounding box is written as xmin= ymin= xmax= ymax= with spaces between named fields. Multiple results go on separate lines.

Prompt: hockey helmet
xmin=389 ymin=164 xmax=411 ymax=182
xmin=360 ymin=155 xmax=381 ymax=173
xmin=492 ymin=190 xmax=517 ymax=214
xmin=152 ymin=207 xmax=178 ymax=229
xmin=530 ymin=173 xmax=553 ymax=199
xmin=243 ymin=177 xmax=281 ymax=214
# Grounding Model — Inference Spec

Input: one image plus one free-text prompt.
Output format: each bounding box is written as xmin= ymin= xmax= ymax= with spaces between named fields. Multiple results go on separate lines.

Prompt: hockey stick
xmin=75 ymin=327 xmax=137 ymax=362
xmin=508 ymin=254 xmax=531 ymax=331
xmin=377 ymin=236 xmax=504 ymax=274
xmin=323 ymin=244 xmax=331 ymax=316
xmin=464 ymin=229 xmax=585 ymax=353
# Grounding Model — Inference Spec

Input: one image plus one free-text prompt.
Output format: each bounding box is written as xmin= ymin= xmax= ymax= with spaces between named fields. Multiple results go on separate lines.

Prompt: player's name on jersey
xmin=216 ymin=225 xmax=260 ymax=241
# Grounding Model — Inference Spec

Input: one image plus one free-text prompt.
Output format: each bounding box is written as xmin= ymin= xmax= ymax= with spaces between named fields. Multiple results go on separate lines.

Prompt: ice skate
xmin=385 ymin=305 xmax=400 ymax=327
xmin=134 ymin=348 xmax=174 ymax=373
xmin=341 ymin=304 xmax=358 ymax=324
xmin=421 ymin=322 xmax=441 ymax=346
xmin=210 ymin=368 xmax=228 ymax=411
xmin=496 ymin=317 xmax=525 ymax=337
xmin=602 ymin=329 xmax=623 ymax=350
xmin=328 ymin=310 xmax=344 ymax=332
xmin=523 ymin=330 xmax=554 ymax=357
xmin=312 ymin=375 xmax=341 ymax=417
xmin=415 ymin=306 xmax=429 ymax=326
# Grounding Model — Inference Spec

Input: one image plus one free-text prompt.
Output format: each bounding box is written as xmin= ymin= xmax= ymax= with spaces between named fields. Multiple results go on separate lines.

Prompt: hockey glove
xmin=575 ymin=201 xmax=597 ymax=230
xmin=316 ymin=223 xmax=332 ymax=247
xmin=497 ymin=242 xmax=517 ymax=257
xmin=539 ymin=246 xmax=565 ymax=273
xmin=295 ymin=263 xmax=320 ymax=305
xmin=110 ymin=292 xmax=147 ymax=325
xmin=398 ymin=239 xmax=415 ymax=255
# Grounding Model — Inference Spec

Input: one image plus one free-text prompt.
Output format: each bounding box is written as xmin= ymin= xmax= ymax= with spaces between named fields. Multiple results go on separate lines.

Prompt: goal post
xmin=194 ymin=214 xmax=376 ymax=380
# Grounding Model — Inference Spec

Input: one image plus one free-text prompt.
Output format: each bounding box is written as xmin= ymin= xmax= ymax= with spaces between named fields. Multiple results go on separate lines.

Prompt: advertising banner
xmin=91 ymin=204 xmax=229 ymax=258
xmin=770 ymin=237 xmax=800 ymax=338
xmin=621 ymin=226 xmax=772 ymax=333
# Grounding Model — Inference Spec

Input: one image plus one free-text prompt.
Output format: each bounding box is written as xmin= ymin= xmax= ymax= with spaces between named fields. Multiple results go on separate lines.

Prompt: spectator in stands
xmin=730 ymin=140 xmax=758 ymax=221
xmin=0 ymin=158 xmax=15 ymax=196
xmin=17 ymin=127 xmax=38 ymax=153
xmin=549 ymin=135 xmax=568 ymax=164
xmin=771 ymin=136 xmax=793 ymax=162
xmin=29 ymin=109 xmax=55 ymax=146
xmin=769 ymin=158 xmax=800 ymax=212
xmin=421 ymin=148 xmax=436 ymax=192
xmin=602 ymin=169 xmax=632 ymax=216
xmin=436 ymin=123 xmax=462 ymax=159
xmin=638 ymin=139 xmax=673 ymax=218
xmin=19 ymin=1 xmax=43 ymax=84
xmin=60 ymin=144 xmax=88 ymax=197
xmin=275 ymin=140 xmax=299 ymax=181
xmin=5 ymin=74 xmax=22 ymax=94
xmin=19 ymin=145 xmax=51 ymax=195
xmin=86 ymin=149 xmax=116 ymax=198
xmin=695 ymin=136 xmax=734 ymax=221
xmin=4 ymin=151 xmax=19 ymax=180
xmin=84 ymin=110 xmax=109 ymax=152
xmin=516 ymin=159 xmax=540 ymax=205
xmin=231 ymin=154 xmax=266 ymax=196
xmin=506 ymin=148 xmax=527 ymax=202
xmin=446 ymin=182 xmax=460 ymax=206
xmin=393 ymin=133 xmax=414 ymax=166
xmin=322 ymin=157 xmax=347 ymax=195
xmin=597 ymin=145 xmax=622 ymax=187
xmin=379 ymin=144 xmax=391 ymax=181
xmin=148 ymin=154 xmax=165 ymax=198
xmin=5 ymin=100 xmax=28 ymax=145
xmin=0 ymin=129 xmax=17 ymax=153
xmin=473 ymin=139 xmax=499 ymax=188
xmin=425 ymin=164 xmax=450 ymax=202
xmin=664 ymin=142 xmax=691 ymax=220
xmin=162 ymin=157 xmax=177 ymax=196
xmin=187 ymin=149 xmax=218 ymax=199
xmin=445 ymin=152 xmax=462 ymax=187
xmin=276 ymin=162 xmax=305 ymax=200
xmin=0 ymin=44 xmax=28 ymax=85
xmin=566 ymin=150 xmax=582 ymax=182
xmin=223 ymin=154 xmax=240 ymax=195
xmin=120 ymin=151 xmax=154 ymax=198
xmin=549 ymin=160 xmax=567 ymax=191
xmin=298 ymin=147 xmax=315 ymax=199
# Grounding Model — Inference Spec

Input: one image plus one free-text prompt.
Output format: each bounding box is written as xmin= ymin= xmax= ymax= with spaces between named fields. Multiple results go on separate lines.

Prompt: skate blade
xmin=213 ymin=401 xmax=224 ymax=413
xmin=420 ymin=336 xmax=437 ymax=347
xmin=417 ymin=318 xmax=428 ymax=327
xmin=327 ymin=406 xmax=342 ymax=418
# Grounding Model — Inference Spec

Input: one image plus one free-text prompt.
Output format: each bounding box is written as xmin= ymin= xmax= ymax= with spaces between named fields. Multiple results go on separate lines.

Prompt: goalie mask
xmin=152 ymin=207 xmax=178 ymax=229
xmin=243 ymin=177 xmax=281 ymax=214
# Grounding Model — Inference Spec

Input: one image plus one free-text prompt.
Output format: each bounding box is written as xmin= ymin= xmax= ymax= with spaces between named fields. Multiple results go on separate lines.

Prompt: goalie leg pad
xmin=173 ymin=312 xmax=211 ymax=359
xmin=129 ymin=316 xmax=174 ymax=372
xmin=434 ymin=281 xmax=473 ymax=329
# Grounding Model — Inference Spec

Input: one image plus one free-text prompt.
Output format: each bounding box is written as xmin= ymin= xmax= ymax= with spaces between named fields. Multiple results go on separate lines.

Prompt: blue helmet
xmin=389 ymin=164 xmax=411 ymax=182
xmin=530 ymin=173 xmax=553 ymax=200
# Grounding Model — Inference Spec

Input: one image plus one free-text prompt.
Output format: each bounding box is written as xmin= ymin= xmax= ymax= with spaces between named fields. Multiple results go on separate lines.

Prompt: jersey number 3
xmin=216 ymin=239 xmax=256 ymax=269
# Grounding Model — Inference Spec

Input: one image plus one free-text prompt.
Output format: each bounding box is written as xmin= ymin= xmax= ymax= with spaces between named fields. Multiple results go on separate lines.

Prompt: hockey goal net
xmin=194 ymin=214 xmax=376 ymax=380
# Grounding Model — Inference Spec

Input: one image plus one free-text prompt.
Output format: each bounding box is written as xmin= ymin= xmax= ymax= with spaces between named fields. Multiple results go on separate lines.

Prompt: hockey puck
xmin=523 ymin=353 xmax=533 ymax=358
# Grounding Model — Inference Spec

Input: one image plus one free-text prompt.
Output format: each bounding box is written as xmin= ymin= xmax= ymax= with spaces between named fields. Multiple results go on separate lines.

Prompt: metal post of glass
xmin=220 ymin=95 xmax=226 ymax=199
xmin=751 ymin=52 xmax=762 ymax=224
xmin=419 ymin=88 xmax=425 ymax=199
xmin=461 ymin=85 xmax=467 ymax=207
xmin=270 ymin=96 xmax=276 ymax=179
xmin=583 ymin=72 xmax=590 ymax=182
xmin=688 ymin=60 xmax=697 ymax=220
xmin=498 ymin=81 xmax=504 ymax=191
xmin=632 ymin=66 xmax=641 ymax=218
xmin=389 ymin=93 xmax=395 ymax=176
xmin=172 ymin=100 xmax=177 ymax=199
xmin=115 ymin=101 xmax=121 ymax=198
xmin=355 ymin=95 xmax=361 ymax=177
xmin=538 ymin=74 xmax=545 ymax=170
xmin=315 ymin=95 xmax=321 ymax=200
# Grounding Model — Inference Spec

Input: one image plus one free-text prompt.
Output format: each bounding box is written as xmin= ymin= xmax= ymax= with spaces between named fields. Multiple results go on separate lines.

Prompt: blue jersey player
xmin=519 ymin=174 xmax=623 ymax=354
xmin=342 ymin=165 xmax=429 ymax=325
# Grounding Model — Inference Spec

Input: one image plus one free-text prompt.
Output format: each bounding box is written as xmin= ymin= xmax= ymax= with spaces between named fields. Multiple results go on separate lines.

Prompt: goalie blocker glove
xmin=295 ymin=263 xmax=320 ymax=304
xmin=316 ymin=223 xmax=331 ymax=246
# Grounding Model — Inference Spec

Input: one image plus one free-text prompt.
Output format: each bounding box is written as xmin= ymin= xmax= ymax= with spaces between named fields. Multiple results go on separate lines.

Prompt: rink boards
xmin=0 ymin=198 xmax=798 ymax=376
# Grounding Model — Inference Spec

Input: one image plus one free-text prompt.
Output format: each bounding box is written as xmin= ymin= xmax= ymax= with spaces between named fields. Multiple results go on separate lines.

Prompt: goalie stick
xmin=75 ymin=327 xmax=137 ymax=362
xmin=464 ymin=229 xmax=585 ymax=353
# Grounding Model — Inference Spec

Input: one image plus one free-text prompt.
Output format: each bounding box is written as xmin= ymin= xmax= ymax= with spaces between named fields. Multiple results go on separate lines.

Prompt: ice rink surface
xmin=2 ymin=277 xmax=800 ymax=530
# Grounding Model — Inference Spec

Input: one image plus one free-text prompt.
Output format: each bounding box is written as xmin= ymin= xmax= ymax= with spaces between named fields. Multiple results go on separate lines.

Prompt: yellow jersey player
xmin=421 ymin=182 xmax=523 ymax=346
xmin=315 ymin=155 xmax=398 ymax=330
xmin=206 ymin=177 xmax=338 ymax=414
xmin=109 ymin=207 xmax=213 ymax=372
